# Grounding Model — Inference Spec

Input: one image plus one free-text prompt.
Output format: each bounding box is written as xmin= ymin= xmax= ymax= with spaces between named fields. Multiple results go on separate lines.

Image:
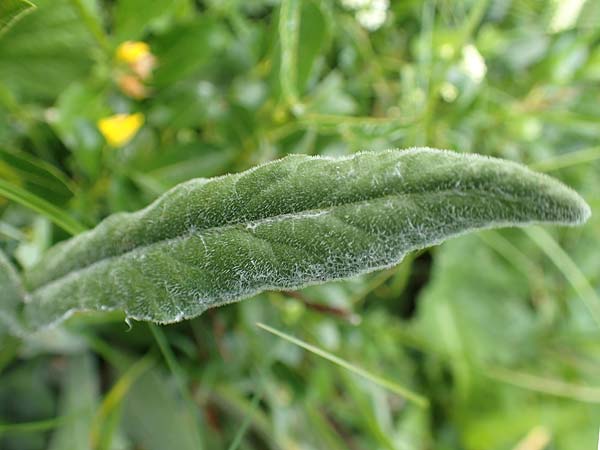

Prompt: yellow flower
xmin=115 ymin=41 xmax=156 ymax=80
xmin=97 ymin=113 xmax=144 ymax=147
xmin=116 ymin=41 xmax=151 ymax=65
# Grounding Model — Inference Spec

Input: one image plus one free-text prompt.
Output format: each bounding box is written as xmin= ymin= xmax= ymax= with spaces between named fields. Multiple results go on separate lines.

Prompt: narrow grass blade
xmin=149 ymin=324 xmax=204 ymax=448
xmin=530 ymin=146 xmax=600 ymax=172
xmin=523 ymin=226 xmax=600 ymax=327
xmin=67 ymin=0 xmax=110 ymax=53
xmin=226 ymin=389 xmax=263 ymax=450
xmin=48 ymin=353 xmax=99 ymax=450
xmin=90 ymin=354 xmax=155 ymax=450
xmin=256 ymin=322 xmax=429 ymax=408
xmin=485 ymin=366 xmax=600 ymax=403
xmin=279 ymin=0 xmax=301 ymax=110
xmin=0 ymin=415 xmax=72 ymax=433
xmin=0 ymin=178 xmax=86 ymax=235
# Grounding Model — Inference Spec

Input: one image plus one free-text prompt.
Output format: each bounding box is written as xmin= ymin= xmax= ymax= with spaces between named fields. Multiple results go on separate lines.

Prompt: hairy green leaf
xmin=22 ymin=148 xmax=590 ymax=328
xmin=0 ymin=251 xmax=25 ymax=336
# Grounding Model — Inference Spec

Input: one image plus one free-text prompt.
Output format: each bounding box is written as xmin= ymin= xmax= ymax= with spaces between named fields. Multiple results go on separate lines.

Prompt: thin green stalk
xmin=457 ymin=0 xmax=489 ymax=47
xmin=279 ymin=0 xmax=301 ymax=111
xmin=529 ymin=146 xmax=600 ymax=172
xmin=256 ymin=322 xmax=429 ymax=408
xmin=0 ymin=414 xmax=72 ymax=433
xmin=149 ymin=323 xmax=204 ymax=449
xmin=90 ymin=354 xmax=155 ymax=450
xmin=523 ymin=227 xmax=600 ymax=327
xmin=485 ymin=366 xmax=600 ymax=403
xmin=226 ymin=388 xmax=263 ymax=450
xmin=68 ymin=0 xmax=110 ymax=54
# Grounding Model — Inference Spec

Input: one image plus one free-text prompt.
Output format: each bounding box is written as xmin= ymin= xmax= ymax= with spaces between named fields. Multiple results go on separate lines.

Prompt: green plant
xmin=1 ymin=148 xmax=589 ymax=334
xmin=2 ymin=0 xmax=599 ymax=448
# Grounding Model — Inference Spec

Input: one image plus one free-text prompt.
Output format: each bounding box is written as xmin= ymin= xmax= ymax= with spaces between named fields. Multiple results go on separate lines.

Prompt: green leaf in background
xmin=47 ymin=353 xmax=99 ymax=450
xmin=21 ymin=148 xmax=589 ymax=329
xmin=0 ymin=148 xmax=75 ymax=205
xmin=0 ymin=178 xmax=86 ymax=236
xmin=113 ymin=0 xmax=190 ymax=42
xmin=122 ymin=367 xmax=204 ymax=450
xmin=257 ymin=322 xmax=428 ymax=407
xmin=0 ymin=0 xmax=35 ymax=36
xmin=278 ymin=0 xmax=301 ymax=109
xmin=275 ymin=0 xmax=331 ymax=109
xmin=0 ymin=361 xmax=56 ymax=449
xmin=151 ymin=17 xmax=228 ymax=87
xmin=0 ymin=0 xmax=95 ymax=100
xmin=127 ymin=142 xmax=237 ymax=192
xmin=296 ymin=0 xmax=330 ymax=95
xmin=50 ymin=82 xmax=108 ymax=179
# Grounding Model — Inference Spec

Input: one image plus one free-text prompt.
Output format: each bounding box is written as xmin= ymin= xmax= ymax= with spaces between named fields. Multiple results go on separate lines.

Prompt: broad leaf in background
xmin=47 ymin=353 xmax=99 ymax=450
xmin=21 ymin=148 xmax=589 ymax=329
xmin=0 ymin=361 xmax=56 ymax=449
xmin=296 ymin=0 xmax=330 ymax=94
xmin=122 ymin=368 xmax=203 ymax=450
xmin=276 ymin=0 xmax=331 ymax=107
xmin=151 ymin=17 xmax=229 ymax=87
xmin=127 ymin=142 xmax=237 ymax=193
xmin=412 ymin=231 xmax=600 ymax=448
xmin=413 ymin=234 xmax=539 ymax=397
xmin=0 ymin=0 xmax=95 ymax=100
xmin=113 ymin=0 xmax=188 ymax=42
xmin=0 ymin=0 xmax=34 ymax=36
xmin=50 ymin=82 xmax=109 ymax=180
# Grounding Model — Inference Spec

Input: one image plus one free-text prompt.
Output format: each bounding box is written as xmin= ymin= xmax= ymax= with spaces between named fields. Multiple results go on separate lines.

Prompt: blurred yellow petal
xmin=116 ymin=41 xmax=150 ymax=64
xmin=116 ymin=41 xmax=156 ymax=80
xmin=97 ymin=113 xmax=144 ymax=147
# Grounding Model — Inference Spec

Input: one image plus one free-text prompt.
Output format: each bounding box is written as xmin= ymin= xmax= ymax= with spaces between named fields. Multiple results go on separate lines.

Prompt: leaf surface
xmin=0 ymin=0 xmax=94 ymax=100
xmin=0 ymin=251 xmax=25 ymax=336
xmin=23 ymin=148 xmax=590 ymax=328
xmin=0 ymin=0 xmax=34 ymax=36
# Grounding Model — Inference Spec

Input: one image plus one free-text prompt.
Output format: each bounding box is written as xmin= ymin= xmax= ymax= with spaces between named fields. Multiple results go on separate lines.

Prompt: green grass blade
xmin=149 ymin=324 xmax=204 ymax=449
xmin=0 ymin=415 xmax=72 ymax=433
xmin=279 ymin=0 xmax=301 ymax=110
xmin=90 ymin=354 xmax=154 ymax=450
xmin=226 ymin=389 xmax=263 ymax=450
xmin=485 ymin=366 xmax=600 ymax=403
xmin=0 ymin=178 xmax=86 ymax=236
xmin=67 ymin=0 xmax=109 ymax=53
xmin=529 ymin=146 xmax=600 ymax=172
xmin=523 ymin=226 xmax=600 ymax=327
xmin=256 ymin=322 xmax=429 ymax=408
xmin=48 ymin=353 xmax=99 ymax=450
xmin=0 ymin=250 xmax=25 ymax=336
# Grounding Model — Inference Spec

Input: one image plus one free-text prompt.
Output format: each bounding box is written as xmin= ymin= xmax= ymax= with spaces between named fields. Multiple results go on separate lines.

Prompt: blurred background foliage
xmin=0 ymin=0 xmax=599 ymax=448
